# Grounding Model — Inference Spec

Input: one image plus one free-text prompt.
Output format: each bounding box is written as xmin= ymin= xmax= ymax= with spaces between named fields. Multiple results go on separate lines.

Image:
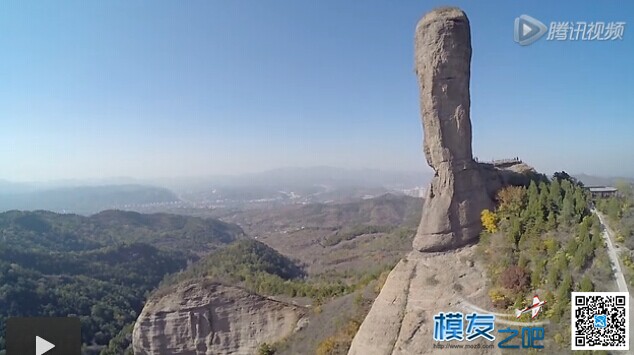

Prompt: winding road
xmin=593 ymin=209 xmax=629 ymax=293
xmin=592 ymin=209 xmax=632 ymax=350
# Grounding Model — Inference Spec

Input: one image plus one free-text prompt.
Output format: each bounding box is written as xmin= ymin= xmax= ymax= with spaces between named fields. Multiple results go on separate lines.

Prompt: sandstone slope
xmin=132 ymin=280 xmax=307 ymax=355
xmin=348 ymin=246 xmax=500 ymax=355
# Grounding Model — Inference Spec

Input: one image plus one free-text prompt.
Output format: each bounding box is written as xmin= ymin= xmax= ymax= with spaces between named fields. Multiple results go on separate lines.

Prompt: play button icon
xmin=514 ymin=14 xmax=548 ymax=46
xmin=6 ymin=317 xmax=80 ymax=355
xmin=522 ymin=23 xmax=532 ymax=36
xmin=35 ymin=336 xmax=55 ymax=355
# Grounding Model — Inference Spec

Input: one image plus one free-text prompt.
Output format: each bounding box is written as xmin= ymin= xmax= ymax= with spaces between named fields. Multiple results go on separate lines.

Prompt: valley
xmin=0 ymin=210 xmax=245 ymax=354
xmin=0 ymin=193 xmax=422 ymax=355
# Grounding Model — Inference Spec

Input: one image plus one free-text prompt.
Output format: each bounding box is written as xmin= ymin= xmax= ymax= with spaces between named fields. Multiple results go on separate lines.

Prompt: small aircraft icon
xmin=515 ymin=295 xmax=547 ymax=319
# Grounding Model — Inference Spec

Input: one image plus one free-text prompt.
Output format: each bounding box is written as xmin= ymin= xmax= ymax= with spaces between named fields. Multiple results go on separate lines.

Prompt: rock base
xmin=348 ymin=246 xmax=500 ymax=355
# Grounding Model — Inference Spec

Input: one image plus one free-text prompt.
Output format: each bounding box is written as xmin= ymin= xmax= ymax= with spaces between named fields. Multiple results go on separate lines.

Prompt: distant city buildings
xmin=400 ymin=186 xmax=427 ymax=198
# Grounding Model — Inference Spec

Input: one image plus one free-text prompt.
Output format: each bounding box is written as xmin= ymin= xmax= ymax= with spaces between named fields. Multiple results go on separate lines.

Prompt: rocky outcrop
xmin=132 ymin=279 xmax=307 ymax=355
xmin=348 ymin=7 xmax=536 ymax=355
xmin=479 ymin=161 xmax=541 ymax=199
xmin=348 ymin=247 xmax=500 ymax=355
xmin=412 ymin=7 xmax=493 ymax=252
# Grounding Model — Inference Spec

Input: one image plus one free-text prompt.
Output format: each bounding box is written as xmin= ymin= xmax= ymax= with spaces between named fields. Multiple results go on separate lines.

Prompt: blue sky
xmin=1 ymin=1 xmax=633 ymax=181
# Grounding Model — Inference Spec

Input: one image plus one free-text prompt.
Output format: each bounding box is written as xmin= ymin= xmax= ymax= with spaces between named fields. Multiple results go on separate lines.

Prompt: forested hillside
xmin=0 ymin=196 xmax=416 ymax=355
xmin=596 ymin=181 xmax=634 ymax=286
xmin=217 ymin=193 xmax=422 ymax=234
xmin=214 ymin=194 xmax=421 ymax=276
xmin=477 ymin=175 xmax=613 ymax=351
xmin=0 ymin=209 xmax=244 ymax=253
xmin=0 ymin=210 xmax=245 ymax=354
xmin=159 ymin=239 xmax=364 ymax=302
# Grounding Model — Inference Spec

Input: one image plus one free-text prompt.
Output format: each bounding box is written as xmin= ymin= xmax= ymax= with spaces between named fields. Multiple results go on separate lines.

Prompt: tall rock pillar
xmin=348 ymin=9 xmax=506 ymax=355
xmin=413 ymin=7 xmax=492 ymax=252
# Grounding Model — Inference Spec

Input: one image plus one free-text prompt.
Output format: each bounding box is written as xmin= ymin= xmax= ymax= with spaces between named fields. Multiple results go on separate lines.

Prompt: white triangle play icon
xmin=36 ymin=336 xmax=55 ymax=355
xmin=522 ymin=23 xmax=532 ymax=36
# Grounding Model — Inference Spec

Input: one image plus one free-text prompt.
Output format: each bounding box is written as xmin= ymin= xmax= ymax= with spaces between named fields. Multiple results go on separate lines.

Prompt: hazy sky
xmin=1 ymin=1 xmax=633 ymax=181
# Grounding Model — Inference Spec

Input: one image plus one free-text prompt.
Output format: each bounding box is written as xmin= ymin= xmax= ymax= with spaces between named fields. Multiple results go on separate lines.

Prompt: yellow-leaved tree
xmin=481 ymin=209 xmax=498 ymax=233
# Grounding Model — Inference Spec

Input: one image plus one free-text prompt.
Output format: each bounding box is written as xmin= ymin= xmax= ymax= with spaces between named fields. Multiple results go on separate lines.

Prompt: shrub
xmin=481 ymin=209 xmax=498 ymax=233
xmin=499 ymin=266 xmax=529 ymax=292
xmin=489 ymin=288 xmax=511 ymax=308
xmin=258 ymin=343 xmax=275 ymax=355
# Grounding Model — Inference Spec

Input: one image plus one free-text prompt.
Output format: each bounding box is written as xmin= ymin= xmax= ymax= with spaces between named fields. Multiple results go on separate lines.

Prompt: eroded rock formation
xmin=132 ymin=280 xmax=307 ymax=355
xmin=348 ymin=246 xmax=497 ymax=355
xmin=413 ymin=7 xmax=493 ymax=252
xmin=348 ymin=7 xmax=535 ymax=355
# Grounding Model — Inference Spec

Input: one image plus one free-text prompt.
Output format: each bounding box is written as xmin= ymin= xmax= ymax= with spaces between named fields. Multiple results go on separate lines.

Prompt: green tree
xmin=557 ymin=272 xmax=573 ymax=302
xmin=531 ymin=264 xmax=543 ymax=288
xmin=579 ymin=275 xmax=594 ymax=292
xmin=573 ymin=188 xmax=588 ymax=221
xmin=561 ymin=194 xmax=575 ymax=226
xmin=508 ymin=218 xmax=522 ymax=248
xmin=521 ymin=181 xmax=545 ymax=233
xmin=546 ymin=210 xmax=557 ymax=230
xmin=526 ymin=181 xmax=540 ymax=215
xmin=539 ymin=182 xmax=550 ymax=211
xmin=554 ymin=171 xmax=581 ymax=186
xmin=607 ymin=197 xmax=621 ymax=221
xmin=615 ymin=180 xmax=633 ymax=201
xmin=549 ymin=178 xmax=563 ymax=211
xmin=546 ymin=261 xmax=560 ymax=287
xmin=543 ymin=238 xmax=558 ymax=256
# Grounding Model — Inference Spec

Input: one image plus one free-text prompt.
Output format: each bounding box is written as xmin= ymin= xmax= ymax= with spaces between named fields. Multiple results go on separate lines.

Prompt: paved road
xmin=593 ymin=209 xmax=629 ymax=293
xmin=592 ymin=209 xmax=634 ymax=354
xmin=593 ymin=210 xmax=634 ymax=351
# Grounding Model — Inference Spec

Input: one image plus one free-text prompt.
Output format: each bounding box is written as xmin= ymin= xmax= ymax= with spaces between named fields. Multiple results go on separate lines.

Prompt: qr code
xmin=571 ymin=292 xmax=629 ymax=350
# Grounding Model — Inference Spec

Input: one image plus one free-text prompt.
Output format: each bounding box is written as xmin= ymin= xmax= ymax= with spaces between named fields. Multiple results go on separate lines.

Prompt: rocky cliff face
xmin=132 ymin=279 xmax=307 ymax=355
xmin=348 ymin=247 xmax=499 ymax=355
xmin=349 ymin=7 xmax=533 ymax=355
xmin=412 ymin=7 xmax=493 ymax=252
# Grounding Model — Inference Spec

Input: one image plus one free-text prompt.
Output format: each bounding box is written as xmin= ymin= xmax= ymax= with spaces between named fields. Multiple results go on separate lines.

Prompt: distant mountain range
xmin=573 ymin=174 xmax=634 ymax=186
xmin=5 ymin=168 xmax=630 ymax=216
xmin=159 ymin=167 xmax=431 ymax=208
xmin=0 ymin=184 xmax=179 ymax=215
xmin=155 ymin=166 xmax=431 ymax=190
